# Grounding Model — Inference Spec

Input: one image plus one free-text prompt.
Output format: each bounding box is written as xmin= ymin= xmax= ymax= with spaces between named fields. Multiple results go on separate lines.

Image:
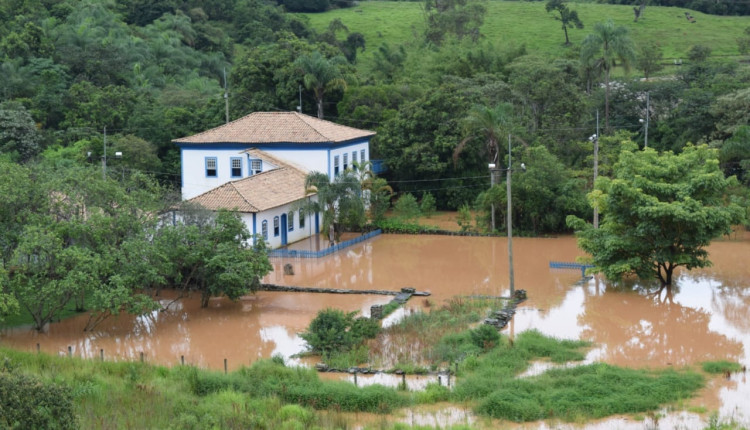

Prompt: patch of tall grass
xmin=0 ymin=348 xmax=409 ymax=428
xmin=701 ymin=360 xmax=742 ymax=374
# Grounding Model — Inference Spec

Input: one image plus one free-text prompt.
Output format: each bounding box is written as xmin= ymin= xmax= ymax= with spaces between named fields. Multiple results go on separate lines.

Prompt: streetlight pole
xmin=507 ymin=133 xmax=514 ymax=298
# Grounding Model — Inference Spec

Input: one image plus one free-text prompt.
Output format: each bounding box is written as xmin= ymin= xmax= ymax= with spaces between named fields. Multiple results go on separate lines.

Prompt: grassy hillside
xmin=301 ymin=1 xmax=749 ymax=73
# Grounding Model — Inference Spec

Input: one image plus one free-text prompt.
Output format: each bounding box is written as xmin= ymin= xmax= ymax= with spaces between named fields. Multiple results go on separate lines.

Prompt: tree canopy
xmin=568 ymin=144 xmax=743 ymax=286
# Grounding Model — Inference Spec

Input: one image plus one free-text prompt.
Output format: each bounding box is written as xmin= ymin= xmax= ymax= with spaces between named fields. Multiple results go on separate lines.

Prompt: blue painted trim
xmin=180 ymin=150 xmax=185 ymax=195
xmin=230 ymin=156 xmax=243 ymax=178
xmin=205 ymin=156 xmax=218 ymax=178
xmin=315 ymin=212 xmax=319 ymax=234
xmin=326 ymin=149 xmax=331 ymax=178
xmin=268 ymin=230 xmax=382 ymax=258
xmin=280 ymin=213 xmax=288 ymax=246
xmin=262 ymin=220 xmax=268 ymax=240
xmin=273 ymin=216 xmax=280 ymax=237
xmin=177 ymin=138 xmax=371 ymax=151
xmin=288 ymin=211 xmax=294 ymax=232
xmin=299 ymin=209 xmax=305 ymax=229
xmin=252 ymin=213 xmax=257 ymax=238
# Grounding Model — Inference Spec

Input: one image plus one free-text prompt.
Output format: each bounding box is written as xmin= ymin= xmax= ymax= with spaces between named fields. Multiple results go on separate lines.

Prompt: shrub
xmin=456 ymin=204 xmax=473 ymax=232
xmin=301 ymin=309 xmax=379 ymax=355
xmin=419 ymin=192 xmax=436 ymax=217
xmin=470 ymin=324 xmax=501 ymax=351
xmin=0 ymin=371 xmax=77 ymax=429
xmin=393 ymin=193 xmax=420 ymax=222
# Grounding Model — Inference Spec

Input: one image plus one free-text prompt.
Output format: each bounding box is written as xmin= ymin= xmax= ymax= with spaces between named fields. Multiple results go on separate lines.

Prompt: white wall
xmin=181 ymin=146 xmax=250 ymax=200
xmin=254 ymin=199 xmax=318 ymax=249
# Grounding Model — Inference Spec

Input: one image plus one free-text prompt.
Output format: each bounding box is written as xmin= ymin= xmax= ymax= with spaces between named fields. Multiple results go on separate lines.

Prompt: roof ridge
xmin=293 ymin=112 xmax=330 ymax=142
xmin=228 ymin=181 xmax=259 ymax=212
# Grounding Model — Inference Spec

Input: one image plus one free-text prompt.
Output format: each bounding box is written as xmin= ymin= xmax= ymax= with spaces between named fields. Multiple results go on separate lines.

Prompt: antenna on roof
xmin=224 ymin=67 xmax=229 ymax=124
xmin=297 ymin=85 xmax=302 ymax=113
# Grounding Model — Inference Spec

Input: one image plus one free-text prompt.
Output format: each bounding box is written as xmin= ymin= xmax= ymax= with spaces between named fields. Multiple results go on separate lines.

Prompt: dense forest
xmin=1 ymin=0 xmax=750 ymax=236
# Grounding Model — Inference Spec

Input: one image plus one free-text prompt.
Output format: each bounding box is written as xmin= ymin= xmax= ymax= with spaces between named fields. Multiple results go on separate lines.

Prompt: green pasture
xmin=300 ymin=1 xmax=749 ymax=75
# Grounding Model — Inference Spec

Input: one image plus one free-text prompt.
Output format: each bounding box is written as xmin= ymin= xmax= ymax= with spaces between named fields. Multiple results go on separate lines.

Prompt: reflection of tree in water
xmin=710 ymin=280 xmax=750 ymax=332
xmin=579 ymin=281 xmax=743 ymax=367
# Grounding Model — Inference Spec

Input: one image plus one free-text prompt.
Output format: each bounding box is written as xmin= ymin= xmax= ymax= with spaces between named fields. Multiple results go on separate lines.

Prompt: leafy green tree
xmin=737 ymin=26 xmax=750 ymax=55
xmin=294 ymin=51 xmax=348 ymax=119
xmin=0 ymin=101 xmax=42 ymax=163
xmin=154 ymin=208 xmax=272 ymax=308
xmin=420 ymin=192 xmax=437 ymax=217
xmin=719 ymin=125 xmax=750 ymax=185
xmin=545 ymin=0 xmax=583 ymax=46
xmin=567 ymin=144 xmax=744 ymax=286
xmin=636 ymin=41 xmax=664 ymax=79
xmin=0 ymin=372 xmax=77 ymax=430
xmin=365 ymin=176 xmax=393 ymax=223
xmin=394 ymin=193 xmax=421 ymax=223
xmin=424 ymin=0 xmax=487 ymax=45
xmin=372 ymin=43 xmax=407 ymax=82
xmin=581 ymin=19 xmax=636 ymax=132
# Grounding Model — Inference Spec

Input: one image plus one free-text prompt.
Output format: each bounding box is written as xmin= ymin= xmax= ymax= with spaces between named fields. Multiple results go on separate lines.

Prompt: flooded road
xmin=1 ymin=231 xmax=749 ymax=426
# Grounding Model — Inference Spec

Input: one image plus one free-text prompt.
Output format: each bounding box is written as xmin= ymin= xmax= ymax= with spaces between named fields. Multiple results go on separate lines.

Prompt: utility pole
xmin=102 ymin=126 xmax=107 ymax=180
xmin=224 ymin=68 xmax=229 ymax=124
xmin=297 ymin=85 xmax=302 ymax=113
xmin=507 ymin=133 xmax=514 ymax=297
xmin=644 ymin=91 xmax=649 ymax=148
xmin=593 ymin=111 xmax=600 ymax=229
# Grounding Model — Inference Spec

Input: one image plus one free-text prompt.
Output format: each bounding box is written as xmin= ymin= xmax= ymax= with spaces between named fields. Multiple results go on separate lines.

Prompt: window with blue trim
xmin=288 ymin=211 xmax=294 ymax=231
xmin=205 ymin=157 xmax=217 ymax=177
xmin=299 ymin=209 xmax=305 ymax=229
xmin=352 ymin=151 xmax=358 ymax=170
xmin=361 ymin=149 xmax=366 ymax=163
xmin=262 ymin=220 xmax=268 ymax=240
xmin=230 ymin=157 xmax=242 ymax=177
xmin=273 ymin=216 xmax=280 ymax=237
xmin=334 ymin=155 xmax=340 ymax=176
xmin=343 ymin=153 xmax=348 ymax=171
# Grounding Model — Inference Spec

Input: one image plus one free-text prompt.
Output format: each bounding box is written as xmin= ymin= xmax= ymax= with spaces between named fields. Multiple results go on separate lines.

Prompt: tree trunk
xmin=604 ymin=67 xmax=611 ymax=132
xmin=317 ymin=97 xmax=324 ymax=119
xmin=563 ymin=25 xmax=570 ymax=45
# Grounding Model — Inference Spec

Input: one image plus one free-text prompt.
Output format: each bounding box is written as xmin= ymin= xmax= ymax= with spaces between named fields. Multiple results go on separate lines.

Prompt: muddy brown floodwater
xmin=2 ymin=231 xmax=749 ymax=428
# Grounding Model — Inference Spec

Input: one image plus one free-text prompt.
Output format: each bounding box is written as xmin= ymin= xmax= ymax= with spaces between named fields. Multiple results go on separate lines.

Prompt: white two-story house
xmin=172 ymin=111 xmax=375 ymax=249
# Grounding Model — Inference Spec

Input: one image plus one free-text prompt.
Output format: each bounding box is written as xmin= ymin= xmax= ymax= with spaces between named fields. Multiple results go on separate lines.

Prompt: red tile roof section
xmin=173 ymin=111 xmax=374 ymax=144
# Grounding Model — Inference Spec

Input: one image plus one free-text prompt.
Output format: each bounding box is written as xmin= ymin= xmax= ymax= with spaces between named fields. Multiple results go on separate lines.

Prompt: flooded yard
xmin=1 ymin=231 xmax=749 ymax=427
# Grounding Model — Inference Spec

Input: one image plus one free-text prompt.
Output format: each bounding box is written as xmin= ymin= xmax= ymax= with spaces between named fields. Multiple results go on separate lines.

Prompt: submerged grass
xmin=447 ymin=330 xmax=705 ymax=423
xmin=701 ymin=360 xmax=743 ymax=374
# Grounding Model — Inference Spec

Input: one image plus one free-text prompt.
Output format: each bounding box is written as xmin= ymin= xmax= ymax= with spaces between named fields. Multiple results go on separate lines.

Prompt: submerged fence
xmin=268 ymin=229 xmax=382 ymax=258
xmin=549 ymin=261 xmax=594 ymax=277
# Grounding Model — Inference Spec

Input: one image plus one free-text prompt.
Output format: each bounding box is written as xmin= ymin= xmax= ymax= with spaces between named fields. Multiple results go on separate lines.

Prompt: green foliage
xmin=424 ymin=0 xmax=487 ymax=46
xmin=419 ymin=193 xmax=437 ymax=217
xmin=456 ymin=204 xmax=473 ymax=232
xmin=568 ymin=144 xmax=744 ymax=285
xmin=469 ymin=324 xmax=501 ymax=351
xmin=0 ymin=102 xmax=41 ymax=163
xmin=301 ymin=308 xmax=378 ymax=355
xmin=636 ymin=40 xmax=665 ymax=79
xmin=513 ymin=329 xmax=590 ymax=363
xmin=393 ymin=193 xmax=421 ymax=222
xmin=545 ymin=0 xmax=584 ymax=45
xmin=374 ymin=219 xmax=438 ymax=234
xmin=293 ymin=51 xmax=349 ymax=119
xmin=701 ymin=360 xmax=742 ymax=374
xmin=0 ymin=371 xmax=77 ymax=429
xmin=475 ymin=364 xmax=704 ymax=422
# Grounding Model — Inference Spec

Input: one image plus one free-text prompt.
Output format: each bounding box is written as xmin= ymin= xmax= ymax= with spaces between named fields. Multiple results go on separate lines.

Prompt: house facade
xmin=172 ymin=112 xmax=375 ymax=249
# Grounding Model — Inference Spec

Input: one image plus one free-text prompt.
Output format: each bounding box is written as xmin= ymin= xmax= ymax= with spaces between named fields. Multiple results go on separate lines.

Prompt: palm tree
xmin=580 ymin=19 xmax=635 ymax=132
xmin=454 ymin=103 xmax=515 ymax=167
xmin=303 ymin=171 xmax=365 ymax=244
xmin=294 ymin=51 xmax=348 ymax=119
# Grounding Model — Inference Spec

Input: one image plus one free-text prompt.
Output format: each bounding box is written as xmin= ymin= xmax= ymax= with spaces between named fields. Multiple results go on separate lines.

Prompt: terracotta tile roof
xmin=173 ymin=111 xmax=375 ymax=145
xmin=187 ymin=167 xmax=311 ymax=213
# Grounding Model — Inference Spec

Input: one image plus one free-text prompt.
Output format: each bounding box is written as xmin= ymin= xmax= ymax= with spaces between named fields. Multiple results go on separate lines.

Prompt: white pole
xmin=593 ymin=111 xmax=599 ymax=229
xmin=507 ymin=134 xmax=514 ymax=297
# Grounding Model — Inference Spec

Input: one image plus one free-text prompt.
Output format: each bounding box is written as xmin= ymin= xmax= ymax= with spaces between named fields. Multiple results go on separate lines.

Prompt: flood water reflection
xmin=1 ymin=233 xmax=749 ymax=426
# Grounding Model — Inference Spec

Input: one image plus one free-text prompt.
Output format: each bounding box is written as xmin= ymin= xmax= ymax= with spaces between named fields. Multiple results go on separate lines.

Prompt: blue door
xmin=280 ymin=213 xmax=288 ymax=246
xmin=315 ymin=212 xmax=319 ymax=234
